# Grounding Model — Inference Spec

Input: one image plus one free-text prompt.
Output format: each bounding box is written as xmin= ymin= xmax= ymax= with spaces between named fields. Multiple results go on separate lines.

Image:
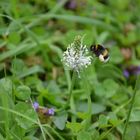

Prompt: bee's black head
xmin=90 ymin=45 xmax=95 ymax=51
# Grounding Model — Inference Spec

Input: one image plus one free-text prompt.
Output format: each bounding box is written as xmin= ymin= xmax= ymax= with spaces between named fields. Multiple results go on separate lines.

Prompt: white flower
xmin=62 ymin=37 xmax=92 ymax=75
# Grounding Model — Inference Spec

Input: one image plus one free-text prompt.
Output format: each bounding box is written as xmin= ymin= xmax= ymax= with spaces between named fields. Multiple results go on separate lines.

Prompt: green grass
xmin=0 ymin=0 xmax=140 ymax=140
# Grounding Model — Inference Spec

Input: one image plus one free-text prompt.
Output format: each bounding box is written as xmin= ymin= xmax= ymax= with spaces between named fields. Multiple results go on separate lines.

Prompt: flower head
xmin=47 ymin=108 xmax=55 ymax=116
xmin=62 ymin=36 xmax=92 ymax=75
xmin=33 ymin=102 xmax=39 ymax=110
xmin=123 ymin=69 xmax=130 ymax=78
xmin=133 ymin=66 xmax=140 ymax=75
xmin=123 ymin=66 xmax=140 ymax=78
xmin=65 ymin=0 xmax=77 ymax=10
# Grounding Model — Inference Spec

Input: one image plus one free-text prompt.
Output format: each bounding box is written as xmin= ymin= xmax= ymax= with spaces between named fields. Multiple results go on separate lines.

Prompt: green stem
xmin=2 ymin=68 xmax=10 ymax=140
xmin=122 ymin=78 xmax=139 ymax=140
xmin=1 ymin=94 xmax=10 ymax=140
xmin=68 ymin=72 xmax=76 ymax=104
xmin=30 ymin=99 xmax=46 ymax=140
xmin=11 ymin=0 xmax=19 ymax=19
xmin=87 ymin=94 xmax=92 ymax=117
xmin=43 ymin=124 xmax=65 ymax=140
xmin=69 ymin=71 xmax=77 ymax=122
xmin=57 ymin=72 xmax=77 ymax=116
xmin=82 ymin=71 xmax=92 ymax=128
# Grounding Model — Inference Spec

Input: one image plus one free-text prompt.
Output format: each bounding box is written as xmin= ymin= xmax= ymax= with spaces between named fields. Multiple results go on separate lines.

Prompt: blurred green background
xmin=0 ymin=0 xmax=140 ymax=140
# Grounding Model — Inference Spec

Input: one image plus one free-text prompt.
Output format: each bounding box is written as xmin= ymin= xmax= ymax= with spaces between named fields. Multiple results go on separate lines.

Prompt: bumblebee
xmin=90 ymin=44 xmax=110 ymax=62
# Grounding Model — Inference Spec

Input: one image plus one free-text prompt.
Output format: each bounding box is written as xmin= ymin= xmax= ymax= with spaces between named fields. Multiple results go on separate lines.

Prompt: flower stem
xmin=57 ymin=71 xmax=76 ymax=112
xmin=68 ymin=71 xmax=77 ymax=122
xmin=82 ymin=71 xmax=92 ymax=128
xmin=68 ymin=71 xmax=76 ymax=103
xmin=122 ymin=77 xmax=139 ymax=140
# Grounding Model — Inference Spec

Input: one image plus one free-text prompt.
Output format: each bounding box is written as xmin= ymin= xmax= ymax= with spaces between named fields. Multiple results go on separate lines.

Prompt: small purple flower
xmin=123 ymin=69 xmax=130 ymax=78
xmin=65 ymin=0 xmax=77 ymax=10
xmin=33 ymin=102 xmax=39 ymax=110
xmin=133 ymin=66 xmax=140 ymax=75
xmin=123 ymin=66 xmax=140 ymax=78
xmin=68 ymin=1 xmax=77 ymax=9
xmin=47 ymin=108 xmax=55 ymax=116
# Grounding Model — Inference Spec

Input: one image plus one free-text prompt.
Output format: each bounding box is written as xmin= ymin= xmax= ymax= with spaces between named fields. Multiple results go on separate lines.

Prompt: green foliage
xmin=77 ymin=102 xmax=106 ymax=114
xmin=77 ymin=131 xmax=92 ymax=140
xmin=0 ymin=78 xmax=13 ymax=95
xmin=0 ymin=0 xmax=140 ymax=139
xmin=15 ymin=85 xmax=31 ymax=100
xmin=66 ymin=122 xmax=83 ymax=133
xmin=98 ymin=114 xmax=108 ymax=128
xmin=53 ymin=111 xmax=68 ymax=130
xmin=110 ymin=46 xmax=123 ymax=64
xmin=14 ymin=102 xmax=38 ymax=129
xmin=94 ymin=79 xmax=119 ymax=98
xmin=8 ymin=32 xmax=21 ymax=45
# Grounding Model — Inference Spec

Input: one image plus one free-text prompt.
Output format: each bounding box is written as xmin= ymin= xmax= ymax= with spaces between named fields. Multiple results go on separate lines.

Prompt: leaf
xmin=44 ymin=14 xmax=117 ymax=31
xmin=97 ymin=31 xmax=109 ymax=44
xmin=15 ymin=85 xmax=31 ymax=100
xmin=77 ymin=131 xmax=92 ymax=140
xmin=0 ymin=78 xmax=13 ymax=129
xmin=136 ymin=45 xmax=140 ymax=57
xmin=11 ymin=59 xmax=26 ymax=76
xmin=15 ymin=102 xmax=37 ymax=129
xmin=125 ymin=31 xmax=137 ymax=45
xmin=110 ymin=46 xmax=123 ymax=64
xmin=99 ymin=115 xmax=108 ymax=128
xmin=123 ymin=122 xmax=140 ymax=140
xmin=53 ymin=112 xmax=68 ymax=130
xmin=96 ymin=63 xmax=125 ymax=82
xmin=8 ymin=32 xmax=21 ymax=44
xmin=92 ymin=129 xmax=100 ymax=139
xmin=133 ymin=90 xmax=140 ymax=107
xmin=0 ymin=43 xmax=36 ymax=62
xmin=77 ymin=102 xmax=106 ymax=114
xmin=94 ymin=79 xmax=119 ymax=98
xmin=108 ymin=112 xmax=121 ymax=126
xmin=109 ymin=0 xmax=130 ymax=10
xmin=135 ymin=76 xmax=140 ymax=91
xmin=17 ymin=65 xmax=45 ymax=78
xmin=10 ymin=124 xmax=26 ymax=139
xmin=47 ymin=80 xmax=61 ymax=94
xmin=39 ymin=81 xmax=65 ymax=107
xmin=0 ymin=133 xmax=5 ymax=140
xmin=66 ymin=122 xmax=83 ymax=133
xmin=77 ymin=112 xmax=89 ymax=120
xmin=0 ymin=78 xmax=13 ymax=95
xmin=23 ymin=136 xmax=38 ymax=140
xmin=103 ymin=79 xmax=119 ymax=98
xmin=39 ymin=89 xmax=63 ymax=107
xmin=130 ymin=109 xmax=140 ymax=122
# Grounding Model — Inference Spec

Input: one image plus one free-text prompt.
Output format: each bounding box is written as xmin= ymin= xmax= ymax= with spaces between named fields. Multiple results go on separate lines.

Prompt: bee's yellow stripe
xmin=102 ymin=49 xmax=108 ymax=57
xmin=95 ymin=45 xmax=98 ymax=50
